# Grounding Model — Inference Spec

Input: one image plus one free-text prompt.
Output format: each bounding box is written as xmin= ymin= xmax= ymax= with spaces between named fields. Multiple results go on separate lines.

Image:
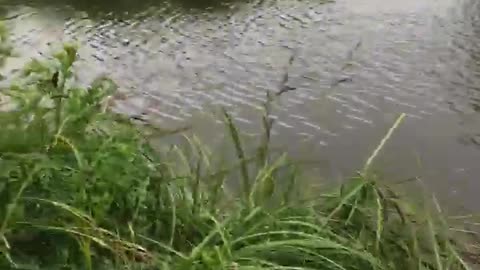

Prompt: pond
xmin=2 ymin=0 xmax=480 ymax=210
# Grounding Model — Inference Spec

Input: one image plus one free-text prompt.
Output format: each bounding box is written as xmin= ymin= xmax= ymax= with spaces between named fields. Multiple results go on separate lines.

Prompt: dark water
xmin=2 ymin=0 xmax=480 ymax=209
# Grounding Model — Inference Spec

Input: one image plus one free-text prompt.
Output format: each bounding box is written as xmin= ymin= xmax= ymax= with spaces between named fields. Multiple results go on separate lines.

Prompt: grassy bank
xmin=0 ymin=43 xmax=478 ymax=270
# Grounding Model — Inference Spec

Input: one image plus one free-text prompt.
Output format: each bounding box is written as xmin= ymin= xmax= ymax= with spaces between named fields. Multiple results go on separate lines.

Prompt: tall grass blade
xmin=223 ymin=109 xmax=251 ymax=202
xmin=363 ymin=113 xmax=406 ymax=175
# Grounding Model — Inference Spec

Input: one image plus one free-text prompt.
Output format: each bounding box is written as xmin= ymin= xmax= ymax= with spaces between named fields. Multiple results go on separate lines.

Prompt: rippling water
xmin=2 ymin=0 xmax=480 ymax=209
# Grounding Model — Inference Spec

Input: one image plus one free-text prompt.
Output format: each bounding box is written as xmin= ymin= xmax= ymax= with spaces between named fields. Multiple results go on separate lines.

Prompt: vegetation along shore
xmin=0 ymin=22 xmax=479 ymax=270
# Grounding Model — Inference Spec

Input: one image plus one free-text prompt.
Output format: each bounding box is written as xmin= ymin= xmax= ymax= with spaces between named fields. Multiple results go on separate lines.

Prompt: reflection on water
xmin=3 ymin=0 xmax=241 ymax=15
xmin=2 ymin=0 xmax=480 ymax=210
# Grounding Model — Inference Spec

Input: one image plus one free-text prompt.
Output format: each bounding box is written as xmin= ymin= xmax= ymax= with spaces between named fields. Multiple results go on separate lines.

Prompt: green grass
xmin=0 ymin=43 xmax=478 ymax=270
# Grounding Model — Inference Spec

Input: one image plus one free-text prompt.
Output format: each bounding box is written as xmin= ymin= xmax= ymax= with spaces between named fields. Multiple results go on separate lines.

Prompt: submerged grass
xmin=0 ymin=43 xmax=478 ymax=270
